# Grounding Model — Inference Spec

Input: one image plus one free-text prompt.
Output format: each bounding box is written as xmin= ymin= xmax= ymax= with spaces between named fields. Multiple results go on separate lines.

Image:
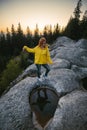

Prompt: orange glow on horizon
xmin=0 ymin=0 xmax=87 ymax=33
xmin=0 ymin=19 xmax=66 ymax=34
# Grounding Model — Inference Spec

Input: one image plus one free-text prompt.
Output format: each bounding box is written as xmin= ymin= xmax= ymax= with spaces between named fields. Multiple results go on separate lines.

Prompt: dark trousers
xmin=36 ymin=64 xmax=50 ymax=78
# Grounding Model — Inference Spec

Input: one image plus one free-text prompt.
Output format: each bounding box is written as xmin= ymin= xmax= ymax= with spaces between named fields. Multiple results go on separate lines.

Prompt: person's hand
xmin=22 ymin=47 xmax=25 ymax=52
xmin=22 ymin=46 xmax=26 ymax=52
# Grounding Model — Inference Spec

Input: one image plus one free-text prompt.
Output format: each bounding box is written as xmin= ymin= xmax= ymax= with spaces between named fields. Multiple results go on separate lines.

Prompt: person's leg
xmin=42 ymin=64 xmax=50 ymax=77
xmin=36 ymin=64 xmax=41 ymax=78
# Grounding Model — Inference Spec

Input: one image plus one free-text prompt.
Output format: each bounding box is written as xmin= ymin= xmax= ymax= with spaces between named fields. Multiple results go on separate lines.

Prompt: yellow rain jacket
xmin=23 ymin=45 xmax=53 ymax=64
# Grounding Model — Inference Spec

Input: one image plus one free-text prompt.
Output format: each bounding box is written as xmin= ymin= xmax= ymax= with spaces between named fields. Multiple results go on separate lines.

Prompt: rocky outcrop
xmin=0 ymin=36 xmax=87 ymax=130
xmin=47 ymin=90 xmax=87 ymax=130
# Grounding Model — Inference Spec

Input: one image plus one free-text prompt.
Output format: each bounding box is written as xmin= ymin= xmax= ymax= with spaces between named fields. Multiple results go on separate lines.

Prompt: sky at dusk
xmin=0 ymin=0 xmax=87 ymax=32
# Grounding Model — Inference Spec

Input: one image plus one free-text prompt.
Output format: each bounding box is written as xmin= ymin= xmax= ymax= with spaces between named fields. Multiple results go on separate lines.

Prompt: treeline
xmin=0 ymin=0 xmax=87 ymax=95
xmin=0 ymin=23 xmax=61 ymax=73
xmin=64 ymin=0 xmax=87 ymax=40
xmin=0 ymin=23 xmax=61 ymax=95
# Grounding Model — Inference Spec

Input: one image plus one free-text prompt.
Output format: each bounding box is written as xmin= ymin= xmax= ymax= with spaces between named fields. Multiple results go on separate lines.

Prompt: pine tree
xmin=64 ymin=0 xmax=82 ymax=40
xmin=15 ymin=23 xmax=25 ymax=55
xmin=47 ymin=25 xmax=53 ymax=44
xmin=17 ymin=22 xmax=23 ymax=36
xmin=34 ymin=24 xmax=39 ymax=36
xmin=33 ymin=24 xmax=40 ymax=46
xmin=26 ymin=26 xmax=33 ymax=47
xmin=0 ymin=31 xmax=7 ymax=73
xmin=6 ymin=28 xmax=12 ymax=55
xmin=26 ymin=26 xmax=32 ymax=38
xmin=6 ymin=28 xmax=11 ymax=42
xmin=53 ymin=23 xmax=60 ymax=40
xmin=43 ymin=25 xmax=48 ymax=39
xmin=73 ymin=0 xmax=82 ymax=20
xmin=11 ymin=24 xmax=16 ymax=38
xmin=11 ymin=24 xmax=17 ymax=55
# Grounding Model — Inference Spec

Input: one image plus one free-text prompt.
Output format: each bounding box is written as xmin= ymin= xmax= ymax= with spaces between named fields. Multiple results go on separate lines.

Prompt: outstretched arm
xmin=23 ymin=46 xmax=35 ymax=53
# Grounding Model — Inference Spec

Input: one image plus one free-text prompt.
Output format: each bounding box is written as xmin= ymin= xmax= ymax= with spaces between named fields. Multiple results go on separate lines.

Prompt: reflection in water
xmin=29 ymin=86 xmax=59 ymax=128
xmin=31 ymin=88 xmax=51 ymax=111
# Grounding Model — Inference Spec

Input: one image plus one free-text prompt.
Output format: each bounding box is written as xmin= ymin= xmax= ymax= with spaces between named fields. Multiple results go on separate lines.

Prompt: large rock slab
xmin=52 ymin=58 xmax=71 ymax=69
xmin=47 ymin=90 xmax=87 ymax=130
xmin=49 ymin=69 xmax=80 ymax=94
xmin=0 ymin=77 xmax=36 ymax=130
xmin=0 ymin=36 xmax=87 ymax=130
xmin=55 ymin=46 xmax=87 ymax=67
xmin=75 ymin=39 xmax=87 ymax=49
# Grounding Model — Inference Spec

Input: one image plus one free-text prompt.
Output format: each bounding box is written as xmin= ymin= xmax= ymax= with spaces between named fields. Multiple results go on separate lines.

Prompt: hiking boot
xmin=44 ymin=76 xmax=49 ymax=80
xmin=37 ymin=77 xmax=43 ymax=82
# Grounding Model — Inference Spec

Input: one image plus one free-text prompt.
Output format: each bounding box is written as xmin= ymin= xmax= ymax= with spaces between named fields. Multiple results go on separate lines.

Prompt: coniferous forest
xmin=0 ymin=0 xmax=87 ymax=95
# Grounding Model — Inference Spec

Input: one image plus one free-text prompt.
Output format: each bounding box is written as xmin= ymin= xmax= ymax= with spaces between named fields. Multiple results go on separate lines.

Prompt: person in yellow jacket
xmin=23 ymin=37 xmax=53 ymax=80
